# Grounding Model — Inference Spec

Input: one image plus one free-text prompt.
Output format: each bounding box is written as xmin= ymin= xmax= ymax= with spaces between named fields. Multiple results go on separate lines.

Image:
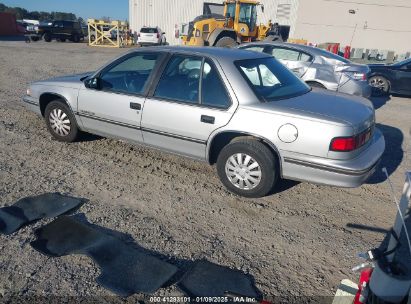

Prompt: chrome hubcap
xmin=369 ymin=77 xmax=387 ymax=91
xmin=49 ymin=108 xmax=71 ymax=136
xmin=225 ymin=153 xmax=262 ymax=190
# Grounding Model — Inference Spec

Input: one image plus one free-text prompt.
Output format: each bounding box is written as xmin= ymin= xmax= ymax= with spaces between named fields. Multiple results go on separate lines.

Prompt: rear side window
xmin=154 ymin=55 xmax=202 ymax=104
xmin=141 ymin=27 xmax=158 ymax=33
xmin=100 ymin=53 xmax=160 ymax=94
xmin=201 ymin=60 xmax=231 ymax=108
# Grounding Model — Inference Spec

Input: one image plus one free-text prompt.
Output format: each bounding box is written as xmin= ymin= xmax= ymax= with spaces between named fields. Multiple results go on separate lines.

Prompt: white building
xmin=129 ymin=0 xmax=411 ymax=54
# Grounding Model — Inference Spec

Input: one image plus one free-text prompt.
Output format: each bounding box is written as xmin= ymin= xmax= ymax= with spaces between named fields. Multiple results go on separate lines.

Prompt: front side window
xmin=99 ymin=53 xmax=159 ymax=94
xmin=154 ymin=55 xmax=202 ymax=104
xmin=236 ymin=57 xmax=310 ymax=101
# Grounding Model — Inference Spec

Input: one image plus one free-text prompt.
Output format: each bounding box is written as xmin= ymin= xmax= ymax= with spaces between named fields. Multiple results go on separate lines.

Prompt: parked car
xmin=368 ymin=58 xmax=411 ymax=96
xmin=239 ymin=42 xmax=372 ymax=98
xmin=36 ymin=20 xmax=84 ymax=42
xmin=137 ymin=26 xmax=166 ymax=46
xmin=23 ymin=47 xmax=384 ymax=197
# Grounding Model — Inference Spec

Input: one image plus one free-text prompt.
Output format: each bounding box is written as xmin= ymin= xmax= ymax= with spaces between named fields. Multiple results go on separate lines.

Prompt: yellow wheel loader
xmin=181 ymin=0 xmax=290 ymax=47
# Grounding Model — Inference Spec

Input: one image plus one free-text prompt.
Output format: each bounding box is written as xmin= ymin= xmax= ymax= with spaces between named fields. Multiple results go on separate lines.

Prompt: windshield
xmin=392 ymin=57 xmax=411 ymax=66
xmin=140 ymin=27 xmax=158 ymax=33
xmin=235 ymin=57 xmax=310 ymax=101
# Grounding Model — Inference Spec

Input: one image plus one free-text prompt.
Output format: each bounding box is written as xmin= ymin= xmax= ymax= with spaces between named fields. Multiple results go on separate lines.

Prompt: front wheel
xmin=44 ymin=101 xmax=79 ymax=142
xmin=217 ymin=139 xmax=278 ymax=198
xmin=215 ymin=36 xmax=237 ymax=48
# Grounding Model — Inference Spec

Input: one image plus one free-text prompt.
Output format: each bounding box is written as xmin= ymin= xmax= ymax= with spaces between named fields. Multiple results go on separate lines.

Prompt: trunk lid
xmin=248 ymin=89 xmax=375 ymax=133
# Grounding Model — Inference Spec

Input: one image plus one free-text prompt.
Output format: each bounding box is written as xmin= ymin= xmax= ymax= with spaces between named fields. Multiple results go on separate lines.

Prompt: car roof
xmin=240 ymin=42 xmax=350 ymax=62
xmin=130 ymin=46 xmax=271 ymax=61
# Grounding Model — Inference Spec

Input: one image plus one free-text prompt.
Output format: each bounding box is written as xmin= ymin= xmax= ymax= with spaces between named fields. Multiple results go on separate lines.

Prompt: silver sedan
xmin=23 ymin=46 xmax=384 ymax=197
xmin=239 ymin=42 xmax=372 ymax=98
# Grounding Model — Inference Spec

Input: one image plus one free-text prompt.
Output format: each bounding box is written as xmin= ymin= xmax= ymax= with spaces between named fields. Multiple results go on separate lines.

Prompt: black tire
xmin=369 ymin=75 xmax=390 ymax=96
xmin=215 ymin=36 xmax=237 ymax=48
xmin=90 ymin=34 xmax=96 ymax=42
xmin=216 ymin=139 xmax=278 ymax=198
xmin=44 ymin=100 xmax=79 ymax=142
xmin=44 ymin=33 xmax=52 ymax=42
xmin=72 ymin=34 xmax=80 ymax=43
xmin=307 ymin=81 xmax=327 ymax=89
xmin=264 ymin=35 xmax=283 ymax=42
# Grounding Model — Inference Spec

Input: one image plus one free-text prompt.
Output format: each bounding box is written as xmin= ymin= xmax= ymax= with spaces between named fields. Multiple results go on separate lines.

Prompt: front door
xmin=77 ymin=52 xmax=161 ymax=143
xmin=141 ymin=55 xmax=235 ymax=160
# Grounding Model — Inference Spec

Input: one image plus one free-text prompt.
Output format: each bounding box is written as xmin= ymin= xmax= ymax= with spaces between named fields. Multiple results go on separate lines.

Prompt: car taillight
xmin=330 ymin=136 xmax=357 ymax=152
xmin=330 ymin=128 xmax=372 ymax=152
xmin=346 ymin=71 xmax=367 ymax=81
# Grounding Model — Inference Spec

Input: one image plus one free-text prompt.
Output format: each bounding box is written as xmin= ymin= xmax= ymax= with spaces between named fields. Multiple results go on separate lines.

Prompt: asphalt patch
xmin=30 ymin=215 xmax=178 ymax=297
xmin=0 ymin=193 xmax=85 ymax=235
xmin=178 ymin=260 xmax=260 ymax=299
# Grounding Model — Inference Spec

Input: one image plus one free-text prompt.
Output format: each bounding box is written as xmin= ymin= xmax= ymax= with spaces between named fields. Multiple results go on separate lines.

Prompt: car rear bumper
xmin=338 ymin=80 xmax=372 ymax=98
xmin=22 ymin=95 xmax=41 ymax=116
xmin=281 ymin=128 xmax=385 ymax=187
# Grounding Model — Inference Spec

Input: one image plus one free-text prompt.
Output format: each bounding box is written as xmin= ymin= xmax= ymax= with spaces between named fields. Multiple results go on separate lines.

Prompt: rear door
xmin=141 ymin=54 xmax=235 ymax=160
xmin=77 ymin=52 xmax=162 ymax=143
xmin=266 ymin=46 xmax=313 ymax=78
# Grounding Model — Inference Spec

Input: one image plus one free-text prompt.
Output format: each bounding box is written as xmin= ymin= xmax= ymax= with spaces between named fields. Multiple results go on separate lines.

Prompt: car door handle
xmin=130 ymin=102 xmax=141 ymax=110
xmin=201 ymin=115 xmax=215 ymax=124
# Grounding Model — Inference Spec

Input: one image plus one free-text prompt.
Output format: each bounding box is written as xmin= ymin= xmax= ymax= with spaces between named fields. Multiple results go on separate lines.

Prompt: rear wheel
xmin=216 ymin=139 xmax=278 ymax=198
xmin=369 ymin=75 xmax=390 ymax=96
xmin=215 ymin=36 xmax=237 ymax=48
xmin=43 ymin=33 xmax=52 ymax=42
xmin=44 ymin=101 xmax=79 ymax=142
xmin=90 ymin=34 xmax=96 ymax=42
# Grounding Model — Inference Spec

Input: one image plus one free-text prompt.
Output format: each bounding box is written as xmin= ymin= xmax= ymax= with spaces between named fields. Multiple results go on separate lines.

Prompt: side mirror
xmin=261 ymin=5 xmax=265 ymax=13
xmin=84 ymin=77 xmax=100 ymax=90
xmin=162 ymin=32 xmax=166 ymax=35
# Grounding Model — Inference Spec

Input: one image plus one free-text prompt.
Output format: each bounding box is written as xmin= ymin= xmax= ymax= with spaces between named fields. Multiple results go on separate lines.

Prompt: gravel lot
xmin=0 ymin=40 xmax=410 ymax=302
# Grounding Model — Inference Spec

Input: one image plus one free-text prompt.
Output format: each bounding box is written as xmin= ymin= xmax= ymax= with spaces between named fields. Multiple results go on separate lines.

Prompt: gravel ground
xmin=0 ymin=41 xmax=410 ymax=303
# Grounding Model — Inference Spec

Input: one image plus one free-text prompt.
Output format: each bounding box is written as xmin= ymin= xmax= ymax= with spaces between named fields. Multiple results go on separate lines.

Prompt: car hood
xmin=34 ymin=72 xmax=94 ymax=89
xmin=245 ymin=89 xmax=375 ymax=132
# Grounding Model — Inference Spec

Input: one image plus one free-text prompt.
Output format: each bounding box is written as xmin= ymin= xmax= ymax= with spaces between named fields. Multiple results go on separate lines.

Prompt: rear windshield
xmin=235 ymin=57 xmax=310 ymax=101
xmin=140 ymin=27 xmax=158 ymax=33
